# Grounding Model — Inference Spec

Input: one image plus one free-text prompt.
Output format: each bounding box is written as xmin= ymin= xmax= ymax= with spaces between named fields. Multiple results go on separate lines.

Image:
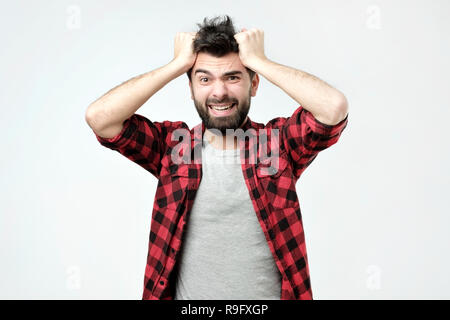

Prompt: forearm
xmin=85 ymin=59 xmax=186 ymax=133
xmin=251 ymin=58 xmax=348 ymax=125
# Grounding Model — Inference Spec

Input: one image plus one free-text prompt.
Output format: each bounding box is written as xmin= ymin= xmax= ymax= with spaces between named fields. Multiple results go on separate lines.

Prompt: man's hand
xmin=173 ymin=32 xmax=198 ymax=72
xmin=233 ymin=28 xmax=267 ymax=70
xmin=233 ymin=28 xmax=347 ymax=125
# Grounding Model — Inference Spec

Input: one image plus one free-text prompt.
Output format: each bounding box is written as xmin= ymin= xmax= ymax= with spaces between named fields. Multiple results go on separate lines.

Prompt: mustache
xmin=206 ymin=100 xmax=237 ymax=105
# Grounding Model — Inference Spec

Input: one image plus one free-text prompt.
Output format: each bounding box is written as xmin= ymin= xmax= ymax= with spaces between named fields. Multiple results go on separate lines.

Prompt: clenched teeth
xmin=209 ymin=104 xmax=235 ymax=110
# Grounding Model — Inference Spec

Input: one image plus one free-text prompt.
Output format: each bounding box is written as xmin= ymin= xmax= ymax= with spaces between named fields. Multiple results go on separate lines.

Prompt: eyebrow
xmin=194 ymin=69 xmax=243 ymax=77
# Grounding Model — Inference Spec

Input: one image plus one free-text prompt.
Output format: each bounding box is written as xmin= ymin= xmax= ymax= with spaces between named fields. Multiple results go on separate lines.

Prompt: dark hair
xmin=186 ymin=15 xmax=256 ymax=82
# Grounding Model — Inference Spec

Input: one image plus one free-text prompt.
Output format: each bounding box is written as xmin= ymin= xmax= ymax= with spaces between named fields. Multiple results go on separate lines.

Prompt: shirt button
xmin=159 ymin=280 xmax=164 ymax=285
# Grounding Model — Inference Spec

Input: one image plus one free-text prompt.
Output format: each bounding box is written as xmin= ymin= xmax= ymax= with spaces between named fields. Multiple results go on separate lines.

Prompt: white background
xmin=1 ymin=0 xmax=449 ymax=299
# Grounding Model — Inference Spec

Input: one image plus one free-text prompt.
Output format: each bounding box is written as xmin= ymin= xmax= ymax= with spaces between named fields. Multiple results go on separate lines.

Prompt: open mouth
xmin=208 ymin=103 xmax=237 ymax=116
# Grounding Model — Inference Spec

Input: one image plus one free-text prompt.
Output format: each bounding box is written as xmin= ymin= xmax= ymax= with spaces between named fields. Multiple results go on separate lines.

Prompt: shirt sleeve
xmin=93 ymin=113 xmax=175 ymax=179
xmin=282 ymin=105 xmax=349 ymax=179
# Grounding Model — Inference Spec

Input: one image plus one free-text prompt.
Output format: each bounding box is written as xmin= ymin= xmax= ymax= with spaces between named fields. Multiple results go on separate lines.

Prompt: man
xmin=85 ymin=15 xmax=349 ymax=300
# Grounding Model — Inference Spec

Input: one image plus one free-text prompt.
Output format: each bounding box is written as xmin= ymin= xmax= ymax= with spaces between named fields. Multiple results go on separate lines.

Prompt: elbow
xmin=310 ymin=94 xmax=349 ymax=126
xmin=333 ymin=94 xmax=349 ymax=122
xmin=317 ymin=95 xmax=348 ymax=126
xmin=85 ymin=105 xmax=125 ymax=139
xmin=85 ymin=105 xmax=96 ymax=128
xmin=85 ymin=104 xmax=104 ymax=131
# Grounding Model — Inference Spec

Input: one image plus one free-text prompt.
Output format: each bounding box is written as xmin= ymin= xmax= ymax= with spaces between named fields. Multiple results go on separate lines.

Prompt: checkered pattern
xmin=93 ymin=105 xmax=348 ymax=300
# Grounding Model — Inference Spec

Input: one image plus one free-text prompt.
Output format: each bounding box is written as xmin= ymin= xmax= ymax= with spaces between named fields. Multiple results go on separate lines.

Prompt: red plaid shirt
xmin=93 ymin=105 xmax=348 ymax=300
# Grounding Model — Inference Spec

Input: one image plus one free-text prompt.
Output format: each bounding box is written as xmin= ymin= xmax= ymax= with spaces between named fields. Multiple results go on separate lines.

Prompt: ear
xmin=250 ymin=73 xmax=260 ymax=97
xmin=189 ymin=80 xmax=194 ymax=100
xmin=189 ymin=81 xmax=194 ymax=100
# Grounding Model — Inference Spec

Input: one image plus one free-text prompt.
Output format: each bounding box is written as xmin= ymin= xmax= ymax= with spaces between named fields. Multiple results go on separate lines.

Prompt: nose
xmin=210 ymin=80 xmax=229 ymax=101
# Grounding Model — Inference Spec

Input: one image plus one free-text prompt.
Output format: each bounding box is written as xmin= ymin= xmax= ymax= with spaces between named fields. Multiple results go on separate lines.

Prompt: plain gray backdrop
xmin=1 ymin=0 xmax=449 ymax=299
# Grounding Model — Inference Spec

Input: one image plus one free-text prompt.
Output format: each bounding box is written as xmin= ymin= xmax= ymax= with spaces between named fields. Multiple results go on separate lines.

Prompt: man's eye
xmin=199 ymin=76 xmax=238 ymax=82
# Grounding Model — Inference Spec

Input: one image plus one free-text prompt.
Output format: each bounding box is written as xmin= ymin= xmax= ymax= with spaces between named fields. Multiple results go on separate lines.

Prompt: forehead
xmin=192 ymin=52 xmax=246 ymax=76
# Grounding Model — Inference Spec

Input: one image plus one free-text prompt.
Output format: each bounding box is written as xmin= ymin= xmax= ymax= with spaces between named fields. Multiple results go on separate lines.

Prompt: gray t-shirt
xmin=174 ymin=137 xmax=281 ymax=300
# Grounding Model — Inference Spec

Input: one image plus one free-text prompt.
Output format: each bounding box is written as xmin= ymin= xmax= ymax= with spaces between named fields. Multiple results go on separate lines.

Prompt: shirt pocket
xmin=256 ymin=152 xmax=289 ymax=178
xmin=156 ymin=163 xmax=191 ymax=211
xmin=256 ymin=152 xmax=298 ymax=210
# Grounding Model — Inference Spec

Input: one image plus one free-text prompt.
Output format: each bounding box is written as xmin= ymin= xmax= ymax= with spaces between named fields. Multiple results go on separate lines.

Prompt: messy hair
xmin=186 ymin=15 xmax=256 ymax=82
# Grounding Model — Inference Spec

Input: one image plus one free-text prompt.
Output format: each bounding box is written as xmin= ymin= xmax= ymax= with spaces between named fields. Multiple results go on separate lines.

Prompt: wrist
xmin=246 ymin=56 xmax=271 ymax=74
xmin=170 ymin=58 xmax=192 ymax=74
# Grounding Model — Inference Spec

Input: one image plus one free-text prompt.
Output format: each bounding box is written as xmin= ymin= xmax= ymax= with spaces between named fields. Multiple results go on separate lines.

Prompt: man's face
xmin=189 ymin=52 xmax=259 ymax=135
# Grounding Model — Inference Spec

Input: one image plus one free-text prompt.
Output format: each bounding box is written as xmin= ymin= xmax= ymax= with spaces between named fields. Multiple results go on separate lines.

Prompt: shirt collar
xmin=192 ymin=116 xmax=253 ymax=145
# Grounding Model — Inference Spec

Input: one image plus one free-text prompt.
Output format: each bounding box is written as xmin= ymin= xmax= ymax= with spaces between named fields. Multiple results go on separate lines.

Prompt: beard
xmin=192 ymin=86 xmax=251 ymax=136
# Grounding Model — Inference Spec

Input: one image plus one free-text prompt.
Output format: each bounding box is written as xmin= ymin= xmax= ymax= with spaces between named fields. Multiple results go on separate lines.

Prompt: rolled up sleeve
xmin=282 ymin=105 xmax=349 ymax=179
xmin=93 ymin=113 xmax=168 ymax=178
